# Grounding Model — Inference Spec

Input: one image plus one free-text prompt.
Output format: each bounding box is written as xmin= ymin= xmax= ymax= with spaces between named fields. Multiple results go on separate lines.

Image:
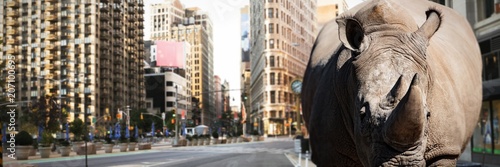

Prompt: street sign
xmin=92 ymin=117 xmax=96 ymax=124
xmin=162 ymin=112 xmax=165 ymax=120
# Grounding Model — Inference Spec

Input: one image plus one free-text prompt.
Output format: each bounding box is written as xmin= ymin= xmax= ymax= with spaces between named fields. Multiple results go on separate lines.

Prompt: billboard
xmin=155 ymin=41 xmax=187 ymax=68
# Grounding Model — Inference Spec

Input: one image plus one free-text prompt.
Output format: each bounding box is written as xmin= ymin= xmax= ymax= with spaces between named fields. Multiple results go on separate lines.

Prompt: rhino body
xmin=302 ymin=0 xmax=482 ymax=166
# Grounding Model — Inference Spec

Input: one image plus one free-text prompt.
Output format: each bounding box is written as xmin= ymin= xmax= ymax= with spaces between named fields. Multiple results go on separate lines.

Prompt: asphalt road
xmin=29 ymin=140 xmax=295 ymax=167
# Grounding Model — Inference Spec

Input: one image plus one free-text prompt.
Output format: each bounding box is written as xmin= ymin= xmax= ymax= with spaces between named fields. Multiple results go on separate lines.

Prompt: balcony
xmin=61 ymin=3 xmax=72 ymax=9
xmin=113 ymin=14 xmax=121 ymax=19
xmin=128 ymin=25 xmax=135 ymax=30
xmin=7 ymin=48 xmax=19 ymax=55
xmin=101 ymin=33 xmax=110 ymax=39
xmin=113 ymin=22 xmax=122 ymax=29
xmin=113 ymin=32 xmax=121 ymax=38
xmin=138 ymin=0 xmax=143 ymax=6
xmin=7 ymin=11 xmax=19 ymax=17
xmin=46 ymin=0 xmax=58 ymax=2
xmin=138 ymin=24 xmax=143 ymax=29
xmin=6 ymin=39 xmax=19 ymax=45
xmin=138 ymin=31 xmax=143 ymax=36
xmin=128 ymin=9 xmax=135 ymax=14
xmin=46 ymin=44 xmax=57 ymax=50
xmin=46 ymin=24 xmax=58 ymax=31
xmin=100 ymin=14 xmax=110 ymax=21
xmin=46 ymin=5 xmax=56 ymax=12
xmin=46 ymin=34 xmax=58 ymax=41
xmin=138 ymin=40 xmax=144 ymax=44
xmin=114 ymin=50 xmax=123 ymax=55
xmin=46 ymin=54 xmax=54 ymax=60
xmin=7 ymin=29 xmax=18 ymax=35
xmin=45 ymin=64 xmax=54 ymax=70
xmin=113 ymin=7 xmax=121 ymax=12
xmin=114 ymin=0 xmax=121 ymax=3
xmin=113 ymin=41 xmax=122 ymax=47
xmin=7 ymin=1 xmax=20 ymax=8
xmin=127 ymin=17 xmax=135 ymax=22
xmin=46 ymin=15 xmax=58 ymax=21
xmin=7 ymin=20 xmax=19 ymax=27
xmin=100 ymin=7 xmax=109 ymax=13
xmin=138 ymin=9 xmax=144 ymax=14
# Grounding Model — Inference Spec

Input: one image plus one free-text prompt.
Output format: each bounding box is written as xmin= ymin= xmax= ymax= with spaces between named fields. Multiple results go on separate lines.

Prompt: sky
xmin=143 ymin=0 xmax=364 ymax=109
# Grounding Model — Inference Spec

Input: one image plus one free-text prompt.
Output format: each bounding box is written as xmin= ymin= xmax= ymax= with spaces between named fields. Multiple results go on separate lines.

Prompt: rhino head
xmin=336 ymin=0 xmax=441 ymax=166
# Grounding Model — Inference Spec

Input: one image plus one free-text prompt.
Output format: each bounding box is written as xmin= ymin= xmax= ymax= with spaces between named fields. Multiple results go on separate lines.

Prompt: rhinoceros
xmin=302 ymin=0 xmax=482 ymax=166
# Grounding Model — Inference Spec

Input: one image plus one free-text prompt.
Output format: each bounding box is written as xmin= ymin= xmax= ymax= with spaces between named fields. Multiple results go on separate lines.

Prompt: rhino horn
xmin=384 ymin=74 xmax=426 ymax=146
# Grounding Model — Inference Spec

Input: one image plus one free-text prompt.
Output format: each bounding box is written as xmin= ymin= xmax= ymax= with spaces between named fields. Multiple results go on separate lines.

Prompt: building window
xmin=277 ymin=91 xmax=281 ymax=103
xmin=473 ymin=101 xmax=500 ymax=154
xmin=269 ymin=23 xmax=274 ymax=34
xmin=277 ymin=73 xmax=281 ymax=85
xmin=167 ymin=101 xmax=174 ymax=107
xmin=166 ymin=81 xmax=173 ymax=86
xmin=270 ymin=39 xmax=275 ymax=49
xmin=484 ymin=52 xmax=499 ymax=80
xmin=270 ymin=91 xmax=276 ymax=103
xmin=268 ymin=8 xmax=274 ymax=18
xmin=270 ymin=56 xmax=275 ymax=67
xmin=167 ymin=91 xmax=174 ymax=96
xmin=270 ymin=72 xmax=275 ymax=85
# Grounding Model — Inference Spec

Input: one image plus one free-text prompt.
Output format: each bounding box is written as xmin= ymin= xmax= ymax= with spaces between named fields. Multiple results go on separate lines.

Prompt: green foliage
xmin=104 ymin=136 xmax=112 ymax=144
xmin=27 ymin=94 xmax=63 ymax=133
xmin=119 ymin=134 xmax=128 ymax=143
xmin=40 ymin=131 xmax=54 ymax=147
xmin=60 ymin=140 xmax=70 ymax=147
xmin=19 ymin=122 xmax=37 ymax=136
xmin=15 ymin=131 xmax=34 ymax=146
xmin=212 ymin=132 xmax=219 ymax=139
xmin=129 ymin=136 xmax=137 ymax=143
xmin=70 ymin=118 xmax=85 ymax=141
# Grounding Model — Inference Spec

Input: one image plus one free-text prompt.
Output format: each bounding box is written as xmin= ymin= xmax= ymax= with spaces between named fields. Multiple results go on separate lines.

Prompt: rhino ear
xmin=337 ymin=18 xmax=365 ymax=52
xmin=415 ymin=9 xmax=442 ymax=41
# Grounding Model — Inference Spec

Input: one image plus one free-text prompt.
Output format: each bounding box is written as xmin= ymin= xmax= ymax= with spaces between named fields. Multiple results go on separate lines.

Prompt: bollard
xmin=298 ymin=153 xmax=302 ymax=167
xmin=305 ymin=151 xmax=309 ymax=167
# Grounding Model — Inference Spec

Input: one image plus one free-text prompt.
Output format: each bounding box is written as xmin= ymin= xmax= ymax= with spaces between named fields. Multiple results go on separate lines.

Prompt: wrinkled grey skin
xmin=302 ymin=0 xmax=482 ymax=166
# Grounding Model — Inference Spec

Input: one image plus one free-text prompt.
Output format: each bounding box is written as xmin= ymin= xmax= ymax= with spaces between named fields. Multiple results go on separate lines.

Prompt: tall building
xmin=149 ymin=0 xmax=184 ymax=40
xmin=214 ymin=75 xmax=222 ymax=120
xmin=144 ymin=67 xmax=191 ymax=118
xmin=317 ymin=0 xmax=347 ymax=30
xmin=169 ymin=7 xmax=214 ymax=126
xmin=1 ymin=0 xmax=145 ymax=125
xmin=249 ymin=0 xmax=317 ymax=136
xmin=240 ymin=5 xmax=252 ymax=133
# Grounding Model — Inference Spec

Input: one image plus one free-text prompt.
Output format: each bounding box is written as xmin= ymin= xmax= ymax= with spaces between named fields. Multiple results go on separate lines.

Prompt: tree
xmin=70 ymin=118 xmax=85 ymax=141
xmin=28 ymin=94 xmax=61 ymax=133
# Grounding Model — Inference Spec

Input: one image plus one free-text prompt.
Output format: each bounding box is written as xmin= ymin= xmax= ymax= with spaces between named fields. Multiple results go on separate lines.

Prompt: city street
xmin=8 ymin=138 xmax=304 ymax=167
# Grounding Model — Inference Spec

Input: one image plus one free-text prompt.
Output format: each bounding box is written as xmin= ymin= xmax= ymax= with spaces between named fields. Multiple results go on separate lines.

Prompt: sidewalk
xmin=285 ymin=152 xmax=315 ymax=167
xmin=3 ymin=141 xmax=173 ymax=167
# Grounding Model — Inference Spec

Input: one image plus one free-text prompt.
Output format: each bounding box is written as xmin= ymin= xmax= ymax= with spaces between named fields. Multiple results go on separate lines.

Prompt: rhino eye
xmin=381 ymin=96 xmax=397 ymax=110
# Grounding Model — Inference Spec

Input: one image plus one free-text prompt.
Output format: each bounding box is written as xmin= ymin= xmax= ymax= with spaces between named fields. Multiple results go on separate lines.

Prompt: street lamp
xmin=174 ymin=85 xmax=179 ymax=146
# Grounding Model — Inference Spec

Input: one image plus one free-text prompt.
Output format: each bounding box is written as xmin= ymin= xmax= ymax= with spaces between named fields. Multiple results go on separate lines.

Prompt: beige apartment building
xmin=168 ymin=7 xmax=215 ymax=126
xmin=249 ymin=0 xmax=317 ymax=136
xmin=1 ymin=0 xmax=145 ymax=126
xmin=317 ymin=0 xmax=347 ymax=30
xmin=149 ymin=0 xmax=184 ymax=41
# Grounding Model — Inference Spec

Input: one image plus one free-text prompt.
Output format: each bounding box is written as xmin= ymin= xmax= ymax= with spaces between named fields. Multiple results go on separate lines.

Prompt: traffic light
xmin=172 ymin=109 xmax=176 ymax=117
xmin=117 ymin=111 xmax=122 ymax=120
xmin=171 ymin=118 xmax=175 ymax=124
xmin=140 ymin=113 xmax=143 ymax=120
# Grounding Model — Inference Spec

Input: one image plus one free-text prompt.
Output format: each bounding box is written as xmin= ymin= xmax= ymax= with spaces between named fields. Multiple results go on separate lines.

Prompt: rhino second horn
xmin=384 ymin=74 xmax=426 ymax=147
